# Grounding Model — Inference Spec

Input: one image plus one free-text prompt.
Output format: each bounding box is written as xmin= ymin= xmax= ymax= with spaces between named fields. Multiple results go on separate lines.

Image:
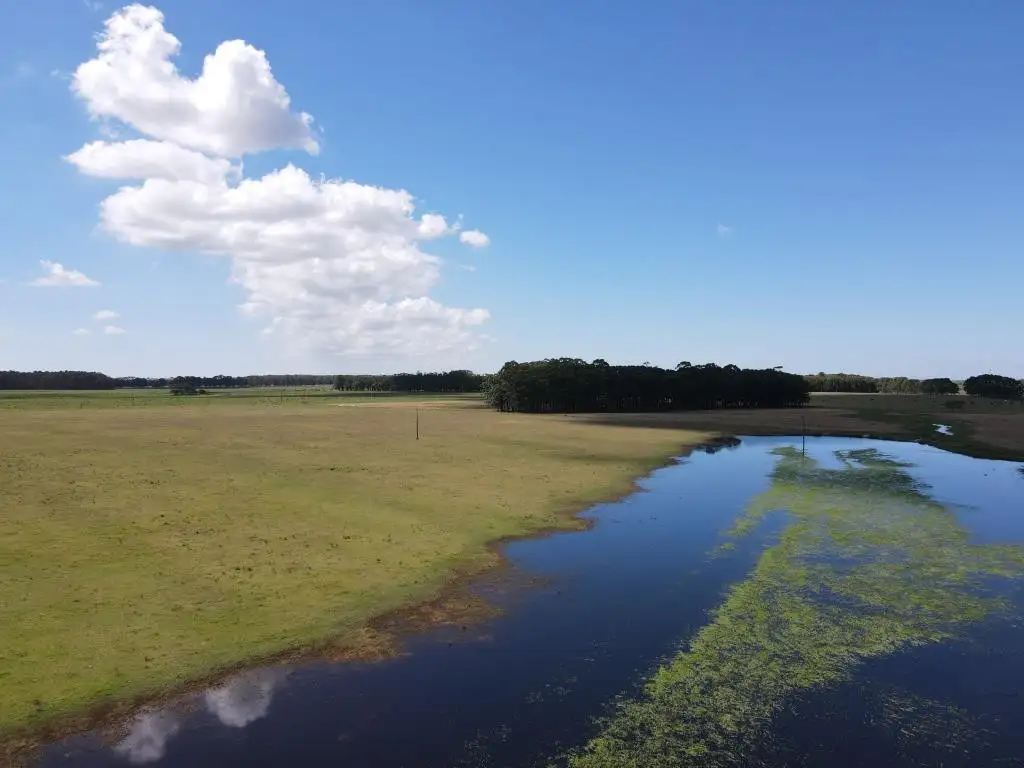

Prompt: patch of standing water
xmin=935 ymin=423 xmax=954 ymax=435
xmin=35 ymin=437 xmax=1024 ymax=768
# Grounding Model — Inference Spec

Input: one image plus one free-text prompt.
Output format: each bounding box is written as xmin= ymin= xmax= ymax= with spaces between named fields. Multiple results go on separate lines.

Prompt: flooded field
xmin=38 ymin=437 xmax=1024 ymax=767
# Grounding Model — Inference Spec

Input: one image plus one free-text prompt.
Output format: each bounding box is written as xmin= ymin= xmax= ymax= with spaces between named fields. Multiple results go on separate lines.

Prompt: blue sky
xmin=1 ymin=1 xmax=1021 ymax=378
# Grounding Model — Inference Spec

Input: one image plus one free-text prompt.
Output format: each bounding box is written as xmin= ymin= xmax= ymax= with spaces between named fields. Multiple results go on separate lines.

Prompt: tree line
xmin=0 ymin=370 xmax=118 ymax=390
xmin=4 ymin=368 xmax=1021 ymax=401
xmin=485 ymin=359 xmax=811 ymax=413
xmin=805 ymin=372 xmax=1024 ymax=399
xmin=337 ymin=370 xmax=485 ymax=393
xmin=0 ymin=370 xmax=485 ymax=393
xmin=0 ymin=372 xmax=342 ymax=390
xmin=804 ymin=373 xmax=961 ymax=395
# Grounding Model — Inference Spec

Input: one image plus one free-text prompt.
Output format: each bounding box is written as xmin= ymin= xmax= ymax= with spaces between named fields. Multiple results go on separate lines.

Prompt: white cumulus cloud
xmin=103 ymin=324 xmax=127 ymax=335
xmin=417 ymin=213 xmax=450 ymax=239
xmin=71 ymin=4 xmax=317 ymax=158
xmin=67 ymin=140 xmax=239 ymax=184
xmin=31 ymin=260 xmax=99 ymax=287
xmin=93 ymin=308 xmax=120 ymax=320
xmin=459 ymin=229 xmax=490 ymax=248
xmin=72 ymin=327 xmax=91 ymax=336
xmin=67 ymin=5 xmax=491 ymax=357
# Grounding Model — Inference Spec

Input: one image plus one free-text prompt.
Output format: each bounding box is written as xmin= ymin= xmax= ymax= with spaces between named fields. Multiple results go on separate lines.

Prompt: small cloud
xmin=93 ymin=309 xmax=119 ymax=321
xmin=103 ymin=325 xmax=126 ymax=335
xmin=459 ymin=230 xmax=490 ymax=248
xmin=31 ymin=260 xmax=100 ymax=287
xmin=456 ymin=264 xmax=477 ymax=273
xmin=716 ymin=223 xmax=733 ymax=238
xmin=418 ymin=214 xmax=450 ymax=239
xmin=15 ymin=63 xmax=34 ymax=78
xmin=72 ymin=328 xmax=91 ymax=336
xmin=50 ymin=68 xmax=70 ymax=81
xmin=82 ymin=0 xmax=103 ymax=10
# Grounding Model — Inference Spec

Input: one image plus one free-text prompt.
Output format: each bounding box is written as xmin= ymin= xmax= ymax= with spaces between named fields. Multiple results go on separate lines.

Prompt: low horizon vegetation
xmin=3 ymin=366 xmax=1022 ymax=400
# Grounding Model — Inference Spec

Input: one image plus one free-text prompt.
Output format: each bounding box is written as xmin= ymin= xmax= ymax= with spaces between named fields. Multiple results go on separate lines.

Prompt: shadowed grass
xmin=569 ymin=447 xmax=1024 ymax=767
xmin=0 ymin=399 xmax=710 ymax=752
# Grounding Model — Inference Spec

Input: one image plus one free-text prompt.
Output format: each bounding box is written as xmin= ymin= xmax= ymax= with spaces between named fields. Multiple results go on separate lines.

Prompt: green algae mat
xmin=570 ymin=447 xmax=1024 ymax=767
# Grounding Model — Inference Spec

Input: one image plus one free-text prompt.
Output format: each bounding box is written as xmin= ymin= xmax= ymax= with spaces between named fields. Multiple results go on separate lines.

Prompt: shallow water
xmin=36 ymin=437 xmax=1024 ymax=767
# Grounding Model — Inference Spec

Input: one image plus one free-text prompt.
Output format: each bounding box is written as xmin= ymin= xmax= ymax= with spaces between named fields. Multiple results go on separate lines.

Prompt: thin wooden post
xmin=416 ymin=408 xmax=420 ymax=441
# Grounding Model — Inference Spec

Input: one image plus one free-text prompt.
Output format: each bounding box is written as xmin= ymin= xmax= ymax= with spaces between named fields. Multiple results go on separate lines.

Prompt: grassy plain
xmin=2 ymin=389 xmax=1022 ymax=758
xmin=0 ymin=393 xmax=710 ymax=753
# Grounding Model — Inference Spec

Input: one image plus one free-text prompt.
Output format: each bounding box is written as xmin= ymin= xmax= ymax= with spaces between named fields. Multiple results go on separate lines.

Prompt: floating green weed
xmin=569 ymin=447 xmax=1024 ymax=767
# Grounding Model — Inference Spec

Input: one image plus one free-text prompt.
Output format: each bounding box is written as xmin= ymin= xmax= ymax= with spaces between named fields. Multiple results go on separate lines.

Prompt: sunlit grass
xmin=0 ymin=398 xmax=709 ymax=744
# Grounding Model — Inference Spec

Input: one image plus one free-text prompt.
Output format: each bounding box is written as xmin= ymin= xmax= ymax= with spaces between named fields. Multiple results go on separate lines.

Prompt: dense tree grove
xmin=805 ymin=373 xmax=878 ymax=393
xmin=0 ymin=370 xmax=117 ymax=390
xmin=485 ymin=359 xmax=810 ymax=413
xmin=963 ymin=374 xmax=1024 ymax=400
xmin=919 ymin=377 xmax=959 ymax=395
xmin=392 ymin=370 xmax=484 ymax=392
xmin=333 ymin=371 xmax=485 ymax=392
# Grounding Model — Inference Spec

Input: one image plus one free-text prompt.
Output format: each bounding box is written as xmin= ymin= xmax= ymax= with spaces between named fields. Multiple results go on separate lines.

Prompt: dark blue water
xmin=36 ymin=438 xmax=1024 ymax=768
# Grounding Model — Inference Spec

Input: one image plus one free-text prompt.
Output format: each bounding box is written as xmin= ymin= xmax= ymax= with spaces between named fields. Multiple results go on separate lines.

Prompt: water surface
xmin=37 ymin=437 xmax=1024 ymax=767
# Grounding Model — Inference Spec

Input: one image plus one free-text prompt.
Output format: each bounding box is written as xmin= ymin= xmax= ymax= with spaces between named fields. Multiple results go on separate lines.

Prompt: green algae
xmin=568 ymin=447 xmax=1024 ymax=767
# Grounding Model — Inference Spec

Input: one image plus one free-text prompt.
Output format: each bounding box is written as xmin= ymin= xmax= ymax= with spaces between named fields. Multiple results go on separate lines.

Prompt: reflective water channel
xmin=38 ymin=437 xmax=1024 ymax=767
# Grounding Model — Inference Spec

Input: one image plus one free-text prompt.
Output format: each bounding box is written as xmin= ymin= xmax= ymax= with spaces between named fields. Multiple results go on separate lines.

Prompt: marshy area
xmin=3 ymin=389 xmax=1024 ymax=766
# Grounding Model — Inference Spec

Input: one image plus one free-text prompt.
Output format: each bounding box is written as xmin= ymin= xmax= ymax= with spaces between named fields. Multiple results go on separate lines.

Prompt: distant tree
xmin=804 ymin=373 xmax=877 ymax=393
xmin=876 ymin=377 xmax=923 ymax=395
xmin=963 ymin=374 xmax=1024 ymax=400
xmin=919 ymin=378 xmax=959 ymax=395
xmin=168 ymin=376 xmax=201 ymax=396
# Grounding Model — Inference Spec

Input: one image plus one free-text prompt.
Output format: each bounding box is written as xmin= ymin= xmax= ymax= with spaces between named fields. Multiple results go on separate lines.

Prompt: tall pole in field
xmin=801 ymin=415 xmax=806 ymax=457
xmin=416 ymin=407 xmax=420 ymax=441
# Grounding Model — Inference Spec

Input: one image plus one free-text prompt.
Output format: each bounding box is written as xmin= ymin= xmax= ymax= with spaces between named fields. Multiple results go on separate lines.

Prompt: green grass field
xmin=0 ymin=393 xmax=710 ymax=753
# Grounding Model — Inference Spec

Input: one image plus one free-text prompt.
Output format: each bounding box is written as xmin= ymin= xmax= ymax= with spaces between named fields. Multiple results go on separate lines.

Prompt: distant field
xmin=0 ymin=388 xmax=480 ymax=410
xmin=0 ymin=395 xmax=709 ymax=754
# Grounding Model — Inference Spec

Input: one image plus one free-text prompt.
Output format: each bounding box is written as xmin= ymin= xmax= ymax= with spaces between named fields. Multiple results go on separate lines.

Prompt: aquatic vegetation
xmin=570 ymin=448 xmax=1024 ymax=767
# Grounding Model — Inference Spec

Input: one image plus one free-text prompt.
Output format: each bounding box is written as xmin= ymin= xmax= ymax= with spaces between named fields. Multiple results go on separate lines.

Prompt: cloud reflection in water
xmin=114 ymin=668 xmax=288 ymax=763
